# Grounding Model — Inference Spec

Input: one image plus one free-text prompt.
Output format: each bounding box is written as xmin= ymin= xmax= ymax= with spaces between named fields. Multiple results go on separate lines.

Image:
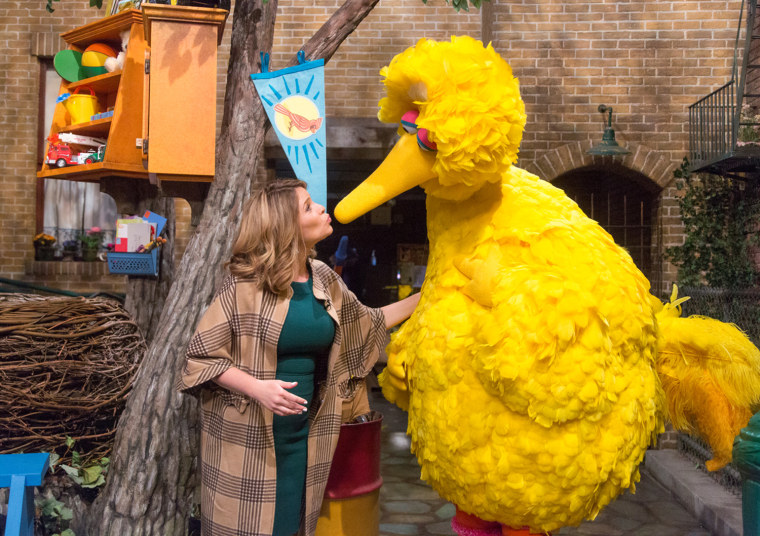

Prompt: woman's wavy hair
xmin=227 ymin=179 xmax=314 ymax=295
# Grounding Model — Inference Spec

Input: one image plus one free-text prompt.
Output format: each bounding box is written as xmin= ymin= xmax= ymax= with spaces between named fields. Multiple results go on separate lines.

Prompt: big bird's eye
xmin=400 ymin=109 xmax=437 ymax=152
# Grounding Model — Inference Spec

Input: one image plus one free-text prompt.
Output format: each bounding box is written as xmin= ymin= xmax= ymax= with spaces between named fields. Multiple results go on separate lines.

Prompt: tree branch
xmin=288 ymin=0 xmax=381 ymax=66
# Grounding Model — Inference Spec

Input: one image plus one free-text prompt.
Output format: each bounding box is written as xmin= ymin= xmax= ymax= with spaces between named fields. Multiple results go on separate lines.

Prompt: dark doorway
xmin=552 ymin=166 xmax=660 ymax=284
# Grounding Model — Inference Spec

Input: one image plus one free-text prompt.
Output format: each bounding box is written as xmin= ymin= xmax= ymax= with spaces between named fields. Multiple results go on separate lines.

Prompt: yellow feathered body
xmin=382 ymin=167 xmax=664 ymax=532
xmin=336 ymin=35 xmax=760 ymax=534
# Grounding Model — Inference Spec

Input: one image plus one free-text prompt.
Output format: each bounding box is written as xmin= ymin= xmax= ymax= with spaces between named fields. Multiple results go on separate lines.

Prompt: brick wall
xmin=1 ymin=0 xmax=749 ymax=294
xmin=491 ymin=1 xmax=740 ymax=164
xmin=23 ymin=259 xmax=126 ymax=295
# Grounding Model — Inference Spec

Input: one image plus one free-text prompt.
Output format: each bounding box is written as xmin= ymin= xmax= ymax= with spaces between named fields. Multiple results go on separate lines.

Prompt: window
xmin=37 ymin=59 xmax=117 ymax=251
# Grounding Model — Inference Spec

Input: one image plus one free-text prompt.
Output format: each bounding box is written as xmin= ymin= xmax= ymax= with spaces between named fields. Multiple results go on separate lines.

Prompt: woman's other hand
xmin=249 ymin=379 xmax=308 ymax=416
xmin=214 ymin=368 xmax=308 ymax=416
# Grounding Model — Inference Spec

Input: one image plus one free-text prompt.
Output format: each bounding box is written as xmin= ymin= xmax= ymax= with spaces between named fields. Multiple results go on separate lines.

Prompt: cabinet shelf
xmin=37 ymin=161 xmax=146 ymax=181
xmin=58 ymin=117 xmax=113 ymax=138
xmin=67 ymin=71 xmax=121 ymax=94
xmin=61 ymin=9 xmax=144 ymax=48
xmin=39 ymin=10 xmax=145 ymax=184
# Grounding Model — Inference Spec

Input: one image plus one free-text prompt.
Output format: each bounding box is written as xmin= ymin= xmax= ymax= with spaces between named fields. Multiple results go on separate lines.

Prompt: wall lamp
xmin=587 ymin=104 xmax=630 ymax=156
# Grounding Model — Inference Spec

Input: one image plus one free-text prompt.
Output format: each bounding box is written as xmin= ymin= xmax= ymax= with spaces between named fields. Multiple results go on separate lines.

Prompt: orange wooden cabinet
xmin=37 ymin=7 xmax=228 ymax=217
xmin=142 ymin=5 xmax=227 ymax=179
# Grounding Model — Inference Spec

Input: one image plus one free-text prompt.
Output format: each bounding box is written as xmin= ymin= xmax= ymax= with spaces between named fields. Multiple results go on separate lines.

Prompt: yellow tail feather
xmin=655 ymin=285 xmax=760 ymax=470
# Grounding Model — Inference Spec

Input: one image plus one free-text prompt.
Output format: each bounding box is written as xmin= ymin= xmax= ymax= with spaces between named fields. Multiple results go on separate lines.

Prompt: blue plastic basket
xmin=107 ymin=249 xmax=159 ymax=277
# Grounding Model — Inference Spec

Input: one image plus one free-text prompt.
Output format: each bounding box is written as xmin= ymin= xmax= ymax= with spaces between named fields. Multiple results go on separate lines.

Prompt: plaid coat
xmin=178 ymin=260 xmax=386 ymax=536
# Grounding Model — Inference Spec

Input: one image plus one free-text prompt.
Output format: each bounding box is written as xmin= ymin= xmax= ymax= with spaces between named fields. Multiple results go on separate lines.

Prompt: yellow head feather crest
xmin=378 ymin=36 xmax=527 ymax=200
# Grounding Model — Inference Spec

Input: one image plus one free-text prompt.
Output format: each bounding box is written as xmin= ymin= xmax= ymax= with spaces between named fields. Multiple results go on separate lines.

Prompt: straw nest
xmin=0 ymin=294 xmax=146 ymax=464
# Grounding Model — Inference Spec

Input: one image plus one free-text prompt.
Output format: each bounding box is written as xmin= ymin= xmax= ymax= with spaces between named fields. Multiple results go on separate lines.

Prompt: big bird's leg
xmin=451 ymin=507 xmax=552 ymax=536
xmin=451 ymin=507 xmax=501 ymax=536
xmin=500 ymin=527 xmax=550 ymax=536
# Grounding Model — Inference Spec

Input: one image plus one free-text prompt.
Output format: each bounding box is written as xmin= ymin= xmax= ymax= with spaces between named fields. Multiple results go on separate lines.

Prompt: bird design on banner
xmin=274 ymin=103 xmax=323 ymax=134
xmin=250 ymin=50 xmax=328 ymax=207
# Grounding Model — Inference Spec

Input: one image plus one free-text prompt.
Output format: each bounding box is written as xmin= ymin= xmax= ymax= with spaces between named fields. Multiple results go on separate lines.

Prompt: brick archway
xmin=522 ymin=140 xmax=674 ymax=189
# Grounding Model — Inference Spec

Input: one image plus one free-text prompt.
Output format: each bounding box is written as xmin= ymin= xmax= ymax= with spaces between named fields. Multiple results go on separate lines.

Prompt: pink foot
xmin=451 ymin=518 xmax=503 ymax=536
xmin=451 ymin=506 xmax=502 ymax=536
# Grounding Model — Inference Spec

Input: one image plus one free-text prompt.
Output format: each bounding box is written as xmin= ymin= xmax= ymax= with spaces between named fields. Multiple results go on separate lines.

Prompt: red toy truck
xmin=45 ymin=140 xmax=81 ymax=167
xmin=45 ymin=134 xmax=105 ymax=168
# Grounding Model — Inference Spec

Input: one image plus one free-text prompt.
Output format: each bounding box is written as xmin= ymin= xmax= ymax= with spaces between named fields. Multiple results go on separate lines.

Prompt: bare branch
xmin=289 ymin=0 xmax=381 ymax=66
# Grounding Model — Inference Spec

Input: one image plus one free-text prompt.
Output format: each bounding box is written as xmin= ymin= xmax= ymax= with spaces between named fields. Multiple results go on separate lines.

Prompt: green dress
xmin=272 ymin=276 xmax=335 ymax=535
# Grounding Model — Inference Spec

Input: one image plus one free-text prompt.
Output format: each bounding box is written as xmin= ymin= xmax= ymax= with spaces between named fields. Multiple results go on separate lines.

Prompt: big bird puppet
xmin=334 ymin=36 xmax=760 ymax=535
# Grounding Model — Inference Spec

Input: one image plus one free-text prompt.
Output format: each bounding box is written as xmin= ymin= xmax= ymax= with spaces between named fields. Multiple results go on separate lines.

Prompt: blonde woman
xmin=179 ymin=179 xmax=419 ymax=536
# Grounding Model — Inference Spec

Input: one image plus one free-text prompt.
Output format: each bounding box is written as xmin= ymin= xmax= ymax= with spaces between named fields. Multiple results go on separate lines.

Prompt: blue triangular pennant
xmin=251 ymin=52 xmax=327 ymax=207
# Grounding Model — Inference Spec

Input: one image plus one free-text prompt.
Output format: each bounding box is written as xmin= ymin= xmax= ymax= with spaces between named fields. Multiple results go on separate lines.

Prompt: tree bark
xmin=123 ymin=196 xmax=176 ymax=346
xmin=86 ymin=0 xmax=381 ymax=533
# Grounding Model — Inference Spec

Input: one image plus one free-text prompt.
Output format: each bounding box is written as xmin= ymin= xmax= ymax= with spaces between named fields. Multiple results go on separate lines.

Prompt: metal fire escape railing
xmin=688 ymin=80 xmax=735 ymax=169
xmin=689 ymin=0 xmax=760 ymax=177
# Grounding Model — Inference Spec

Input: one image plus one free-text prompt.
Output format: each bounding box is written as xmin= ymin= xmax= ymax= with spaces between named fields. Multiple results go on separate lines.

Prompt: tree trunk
xmin=85 ymin=0 xmax=380 ymax=533
xmin=123 ymin=196 xmax=176 ymax=345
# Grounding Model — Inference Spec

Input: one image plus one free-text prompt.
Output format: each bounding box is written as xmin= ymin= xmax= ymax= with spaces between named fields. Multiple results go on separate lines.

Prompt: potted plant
xmin=79 ymin=227 xmax=104 ymax=262
xmin=33 ymin=233 xmax=57 ymax=261
xmin=61 ymin=239 xmax=78 ymax=261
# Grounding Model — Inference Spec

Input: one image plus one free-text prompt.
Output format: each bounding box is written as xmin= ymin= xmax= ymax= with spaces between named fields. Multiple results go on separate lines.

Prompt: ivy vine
xmin=666 ymin=157 xmax=760 ymax=288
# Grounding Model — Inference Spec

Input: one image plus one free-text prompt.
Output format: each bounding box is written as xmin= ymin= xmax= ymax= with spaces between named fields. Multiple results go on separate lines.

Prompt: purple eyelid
xmin=417 ymin=128 xmax=437 ymax=151
xmin=400 ymin=110 xmax=420 ymax=134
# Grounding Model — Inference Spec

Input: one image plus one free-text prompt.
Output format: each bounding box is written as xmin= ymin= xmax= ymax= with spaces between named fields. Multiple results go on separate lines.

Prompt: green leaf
xmin=61 ymin=530 xmax=77 ymax=536
xmin=80 ymin=465 xmax=103 ymax=485
xmin=65 ymin=436 xmax=75 ymax=449
xmin=60 ymin=464 xmax=85 ymax=486
xmin=667 ymin=159 xmax=760 ymax=289
xmin=60 ymin=506 xmax=74 ymax=522
xmin=38 ymin=496 xmax=65 ymax=517
xmin=81 ymin=473 xmax=106 ymax=488
xmin=72 ymin=450 xmax=81 ymax=467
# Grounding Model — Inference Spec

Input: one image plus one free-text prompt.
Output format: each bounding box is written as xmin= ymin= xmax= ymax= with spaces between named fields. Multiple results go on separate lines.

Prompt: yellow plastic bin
xmin=316 ymin=412 xmax=383 ymax=536
xmin=62 ymin=86 xmax=100 ymax=125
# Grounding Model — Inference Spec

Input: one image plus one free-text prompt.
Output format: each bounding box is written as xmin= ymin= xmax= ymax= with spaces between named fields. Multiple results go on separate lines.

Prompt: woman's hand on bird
xmin=249 ymin=379 xmax=308 ymax=416
xmin=381 ymin=292 xmax=421 ymax=329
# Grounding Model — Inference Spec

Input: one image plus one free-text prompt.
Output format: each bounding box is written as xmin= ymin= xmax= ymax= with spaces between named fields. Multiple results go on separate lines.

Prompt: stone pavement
xmin=371 ymin=388 xmax=733 ymax=536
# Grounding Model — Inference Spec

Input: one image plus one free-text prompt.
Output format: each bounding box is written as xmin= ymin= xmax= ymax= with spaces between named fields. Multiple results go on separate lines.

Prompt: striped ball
xmin=82 ymin=43 xmax=116 ymax=78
